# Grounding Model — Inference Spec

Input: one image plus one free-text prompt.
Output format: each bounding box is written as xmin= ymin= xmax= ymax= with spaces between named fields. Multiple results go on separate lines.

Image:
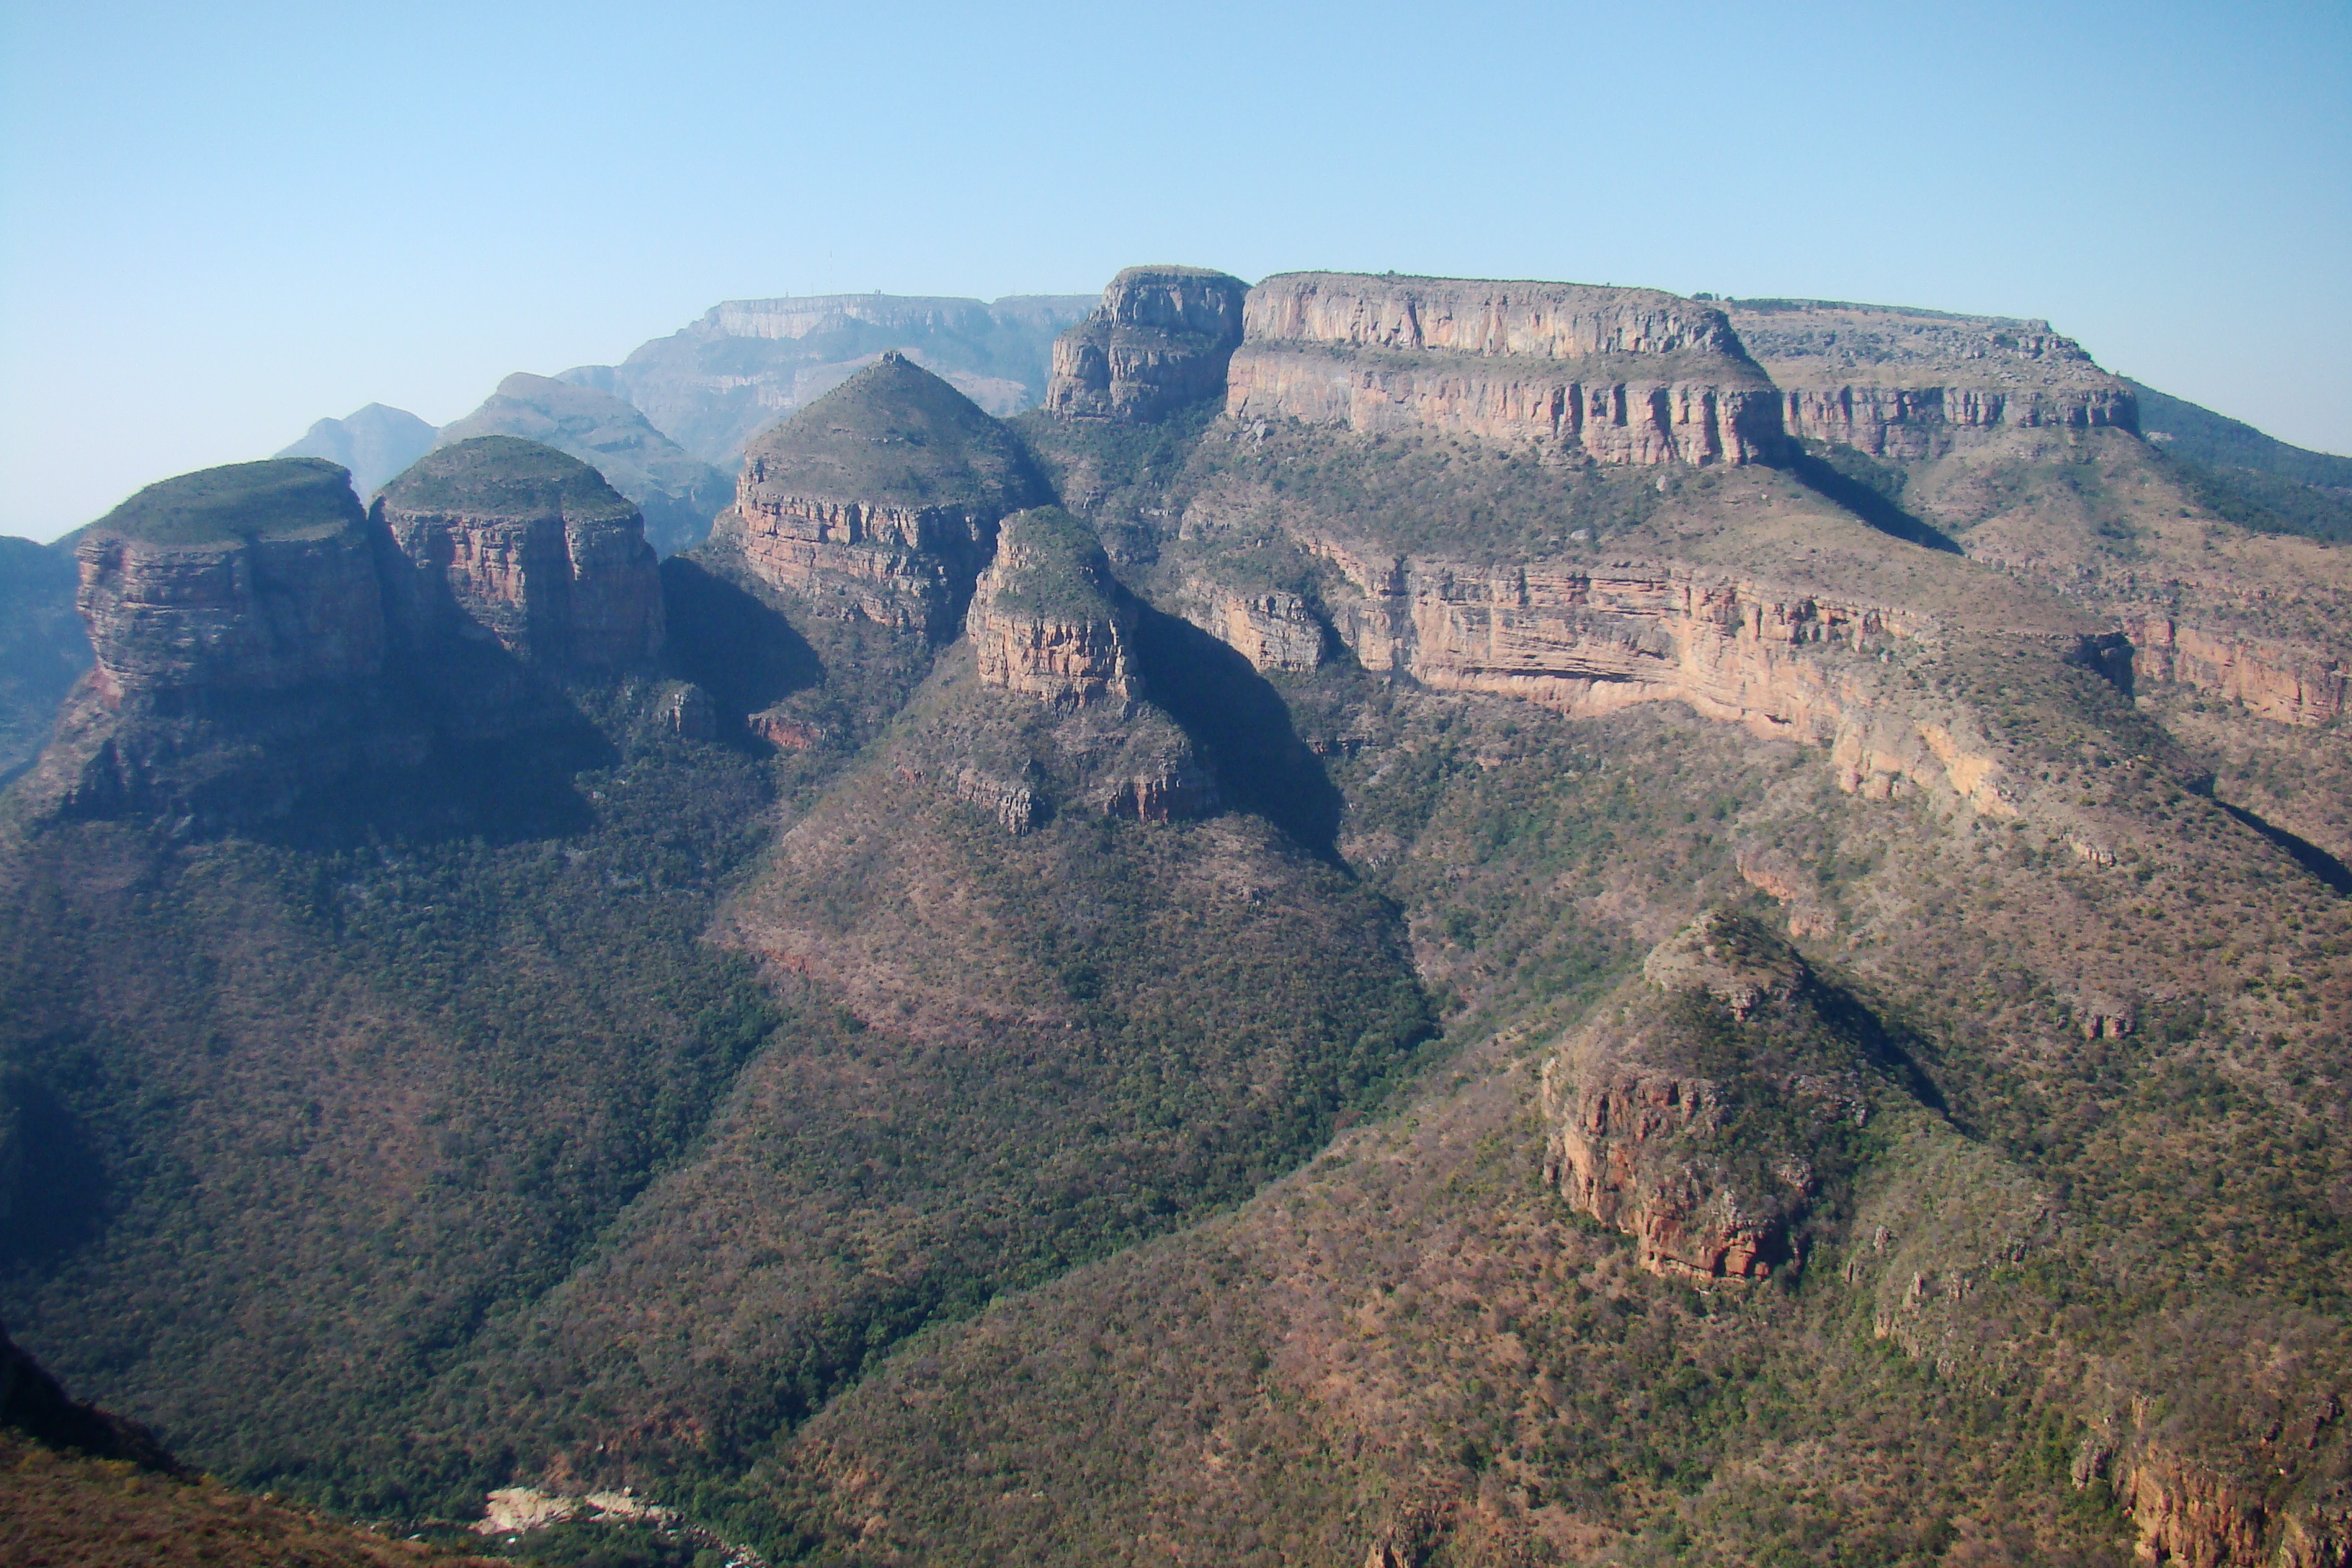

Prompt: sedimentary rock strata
xmin=1046 ymin=265 xmax=1249 ymax=422
xmin=375 ymin=436 xmax=664 ymax=669
xmin=75 ymin=458 xmax=387 ymax=701
xmin=2119 ymin=611 xmax=2349 ymax=726
xmin=966 ymin=509 xmax=1136 ymax=708
xmin=1726 ymin=299 xmax=2138 ymax=459
xmin=1228 ymin=274 xmax=1781 ymax=465
xmin=721 ymin=353 xmax=1045 ymax=637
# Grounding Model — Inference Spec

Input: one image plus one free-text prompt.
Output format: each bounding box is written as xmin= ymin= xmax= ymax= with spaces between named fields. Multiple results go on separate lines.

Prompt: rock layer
xmin=966 ymin=509 xmax=1136 ymax=708
xmin=1228 ymin=274 xmax=1781 ymax=466
xmin=1725 ymin=299 xmax=2138 ymax=459
xmin=721 ymin=353 xmax=1046 ymax=638
xmin=1046 ymin=265 xmax=1250 ymax=423
xmin=2119 ymin=612 xmax=2349 ymax=726
xmin=375 ymin=437 xmax=664 ymax=669
xmin=75 ymin=458 xmax=387 ymax=702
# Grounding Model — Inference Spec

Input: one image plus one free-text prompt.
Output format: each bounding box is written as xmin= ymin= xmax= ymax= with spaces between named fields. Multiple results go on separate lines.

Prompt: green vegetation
xmin=977 ymin=507 xmax=1121 ymax=619
xmin=380 ymin=437 xmax=641 ymax=525
xmin=741 ymin=354 xmax=1043 ymax=510
xmin=89 ymin=457 xmax=365 ymax=546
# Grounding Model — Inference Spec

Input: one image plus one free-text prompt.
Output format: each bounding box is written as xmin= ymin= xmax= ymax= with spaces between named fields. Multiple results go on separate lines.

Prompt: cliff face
xmin=375 ymin=437 xmax=664 ymax=669
xmin=1541 ymin=914 xmax=1861 ymax=1281
xmin=719 ymin=353 xmax=1046 ymax=639
xmin=1045 ymin=265 xmax=1250 ymax=423
xmin=966 ymin=508 xmax=1136 ymax=708
xmin=2120 ymin=612 xmax=2350 ymax=727
xmin=1726 ymin=300 xmax=2138 ymax=460
xmin=436 ymin=374 xmax=734 ymax=557
xmin=74 ymin=458 xmax=387 ymax=701
xmin=1227 ymin=274 xmax=1781 ymax=466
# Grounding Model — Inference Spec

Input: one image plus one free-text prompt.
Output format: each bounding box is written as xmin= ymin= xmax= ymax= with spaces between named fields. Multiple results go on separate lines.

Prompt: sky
xmin=2 ymin=0 xmax=2347 ymax=541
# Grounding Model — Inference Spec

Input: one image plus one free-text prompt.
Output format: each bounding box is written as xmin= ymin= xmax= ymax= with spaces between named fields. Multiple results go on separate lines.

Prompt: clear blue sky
xmin=3 ymin=0 xmax=2346 ymax=540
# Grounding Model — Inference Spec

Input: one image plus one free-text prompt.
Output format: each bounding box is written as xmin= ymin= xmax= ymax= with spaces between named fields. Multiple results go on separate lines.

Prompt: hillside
xmin=3 ymin=264 xmax=2351 ymax=1568
xmin=2129 ymin=380 xmax=2352 ymax=543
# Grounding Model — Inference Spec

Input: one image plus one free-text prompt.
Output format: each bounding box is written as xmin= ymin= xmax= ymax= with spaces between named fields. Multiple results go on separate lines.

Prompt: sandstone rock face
xmin=1725 ymin=300 xmax=2138 ymax=459
xmin=1228 ymin=274 xmax=1781 ymax=466
xmin=75 ymin=458 xmax=387 ymax=701
xmin=375 ymin=437 xmax=664 ymax=669
xmin=1298 ymin=531 xmax=2021 ymax=814
xmin=1543 ymin=914 xmax=1857 ymax=1282
xmin=2120 ymin=612 xmax=2349 ymax=726
xmin=721 ymin=353 xmax=1046 ymax=638
xmin=966 ymin=509 xmax=1136 ymax=708
xmin=1046 ymin=265 xmax=1250 ymax=423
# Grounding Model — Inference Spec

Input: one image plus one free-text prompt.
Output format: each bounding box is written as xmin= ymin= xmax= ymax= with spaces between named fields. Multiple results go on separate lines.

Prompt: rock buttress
xmin=1045 ymin=265 xmax=1250 ymax=423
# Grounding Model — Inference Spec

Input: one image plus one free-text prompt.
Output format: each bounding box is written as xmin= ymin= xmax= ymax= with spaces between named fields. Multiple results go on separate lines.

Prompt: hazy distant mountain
xmin=434 ymin=373 xmax=734 ymax=555
xmin=558 ymin=291 xmax=1097 ymax=468
xmin=275 ymin=403 xmax=437 ymax=497
xmin=2130 ymin=379 xmax=2352 ymax=542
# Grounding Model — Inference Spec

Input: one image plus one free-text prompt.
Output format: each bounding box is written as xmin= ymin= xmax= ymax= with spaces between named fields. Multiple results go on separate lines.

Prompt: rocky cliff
xmin=1044 ymin=265 xmax=1249 ymax=423
xmin=436 ymin=373 xmax=734 ymax=556
xmin=75 ymin=458 xmax=388 ymax=700
xmin=375 ymin=436 xmax=664 ymax=669
xmin=716 ymin=352 xmax=1047 ymax=639
xmin=966 ymin=507 xmax=1136 ymax=708
xmin=1542 ymin=912 xmax=1866 ymax=1280
xmin=1227 ymin=274 xmax=1781 ymax=465
xmin=1725 ymin=299 xmax=2139 ymax=459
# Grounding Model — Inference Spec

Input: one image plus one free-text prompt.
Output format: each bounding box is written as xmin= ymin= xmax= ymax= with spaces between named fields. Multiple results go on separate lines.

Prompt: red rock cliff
xmin=1046 ymin=265 xmax=1249 ymax=424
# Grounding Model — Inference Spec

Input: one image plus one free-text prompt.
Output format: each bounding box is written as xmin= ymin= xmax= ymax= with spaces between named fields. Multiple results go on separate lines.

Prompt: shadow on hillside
xmin=1786 ymin=450 xmax=1964 ymax=554
xmin=1129 ymin=605 xmax=1342 ymax=858
xmin=660 ymin=555 xmax=826 ymax=724
xmin=2218 ymin=800 xmax=2352 ymax=894
xmin=0 ymin=1070 xmax=105 ymax=1265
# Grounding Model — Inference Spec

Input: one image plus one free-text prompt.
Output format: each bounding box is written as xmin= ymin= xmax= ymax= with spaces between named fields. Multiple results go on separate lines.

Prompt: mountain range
xmin=4 ymin=262 xmax=2352 ymax=1568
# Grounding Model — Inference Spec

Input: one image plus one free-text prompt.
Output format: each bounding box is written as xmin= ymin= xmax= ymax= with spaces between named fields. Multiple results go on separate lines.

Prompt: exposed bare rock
xmin=1046 ymin=265 xmax=1249 ymax=423
xmin=1227 ymin=274 xmax=1781 ymax=466
xmin=2120 ymin=612 xmax=2349 ymax=726
xmin=1182 ymin=584 xmax=1326 ymax=673
xmin=718 ymin=353 xmax=1046 ymax=638
xmin=1543 ymin=913 xmax=1866 ymax=1281
xmin=1734 ymin=845 xmax=1835 ymax=937
xmin=375 ymin=436 xmax=663 ymax=669
xmin=1724 ymin=299 xmax=2138 ymax=459
xmin=966 ymin=507 xmax=1136 ymax=708
xmin=75 ymin=458 xmax=386 ymax=700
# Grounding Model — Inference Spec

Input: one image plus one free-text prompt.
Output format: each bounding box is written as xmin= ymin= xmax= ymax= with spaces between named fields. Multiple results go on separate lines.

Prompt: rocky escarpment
xmin=966 ymin=507 xmax=1136 ymax=708
xmin=1725 ymin=299 xmax=2137 ymax=460
xmin=1227 ymin=274 xmax=1781 ymax=466
xmin=1296 ymin=530 xmax=2031 ymax=814
xmin=2119 ymin=611 xmax=2349 ymax=726
xmin=716 ymin=353 xmax=1047 ymax=640
xmin=1045 ymin=265 xmax=1249 ymax=423
xmin=437 ymin=374 xmax=734 ymax=556
xmin=375 ymin=437 xmax=664 ymax=670
xmin=1541 ymin=913 xmax=1869 ymax=1280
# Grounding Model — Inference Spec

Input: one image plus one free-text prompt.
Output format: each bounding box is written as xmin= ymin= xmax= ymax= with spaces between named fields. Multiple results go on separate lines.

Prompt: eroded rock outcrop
xmin=76 ymin=457 xmax=387 ymax=701
xmin=1046 ymin=265 xmax=1250 ymax=423
xmin=1725 ymin=299 xmax=2138 ymax=460
xmin=375 ymin=436 xmax=664 ymax=669
xmin=1298 ymin=532 xmax=2023 ymax=814
xmin=1542 ymin=913 xmax=1866 ymax=1281
xmin=966 ymin=508 xmax=1137 ymax=708
xmin=1228 ymin=274 xmax=1781 ymax=466
xmin=2119 ymin=612 xmax=2350 ymax=726
xmin=718 ymin=353 xmax=1046 ymax=638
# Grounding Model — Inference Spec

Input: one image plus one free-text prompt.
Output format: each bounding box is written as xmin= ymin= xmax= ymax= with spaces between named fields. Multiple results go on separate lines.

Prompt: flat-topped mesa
xmin=76 ymin=458 xmax=387 ymax=703
xmin=1045 ymin=265 xmax=1250 ymax=423
xmin=1724 ymin=299 xmax=2139 ymax=460
xmin=375 ymin=437 xmax=664 ymax=669
xmin=723 ymin=353 xmax=1047 ymax=637
xmin=966 ymin=508 xmax=1136 ymax=708
xmin=1228 ymin=273 xmax=1782 ymax=466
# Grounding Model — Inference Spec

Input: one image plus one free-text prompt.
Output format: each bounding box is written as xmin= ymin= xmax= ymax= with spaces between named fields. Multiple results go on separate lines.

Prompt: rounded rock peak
xmin=1641 ymin=909 xmax=1810 ymax=1019
xmin=380 ymin=435 xmax=638 ymax=525
xmin=1097 ymin=265 xmax=1247 ymax=342
xmin=90 ymin=457 xmax=365 ymax=548
xmin=741 ymin=352 xmax=1042 ymax=512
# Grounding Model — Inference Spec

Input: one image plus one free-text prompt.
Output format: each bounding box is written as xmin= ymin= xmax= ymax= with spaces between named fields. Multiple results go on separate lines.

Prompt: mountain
xmin=2129 ymin=379 xmax=2352 ymax=543
xmin=557 ymin=290 xmax=1097 ymax=468
xmin=5 ymin=264 xmax=2352 ymax=1568
xmin=276 ymin=404 xmax=438 ymax=498
xmin=0 ymin=533 xmax=90 ymax=783
xmin=435 ymin=373 xmax=734 ymax=557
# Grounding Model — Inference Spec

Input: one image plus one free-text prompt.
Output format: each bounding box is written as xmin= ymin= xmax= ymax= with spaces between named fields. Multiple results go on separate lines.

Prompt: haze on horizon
xmin=2 ymin=0 xmax=2346 ymax=542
